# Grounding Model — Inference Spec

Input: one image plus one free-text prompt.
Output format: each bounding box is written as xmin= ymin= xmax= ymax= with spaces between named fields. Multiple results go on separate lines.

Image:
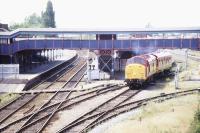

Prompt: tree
xmin=9 ymin=13 xmax=44 ymax=30
xmin=9 ymin=1 xmax=56 ymax=30
xmin=10 ymin=23 xmax=25 ymax=30
xmin=42 ymin=1 xmax=56 ymax=28
xmin=24 ymin=13 xmax=43 ymax=27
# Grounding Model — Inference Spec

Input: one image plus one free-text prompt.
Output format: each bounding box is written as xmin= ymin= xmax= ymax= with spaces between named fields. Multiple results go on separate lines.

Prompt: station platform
xmin=0 ymin=50 xmax=77 ymax=92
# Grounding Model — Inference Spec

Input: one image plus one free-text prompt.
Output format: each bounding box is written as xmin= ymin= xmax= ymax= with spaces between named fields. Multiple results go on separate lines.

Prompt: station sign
xmin=99 ymin=50 xmax=112 ymax=55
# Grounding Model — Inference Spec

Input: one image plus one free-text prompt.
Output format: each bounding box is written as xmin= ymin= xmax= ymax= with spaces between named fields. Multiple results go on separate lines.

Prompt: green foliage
xmin=9 ymin=13 xmax=44 ymax=30
xmin=0 ymin=93 xmax=19 ymax=106
xmin=9 ymin=1 xmax=56 ymax=30
xmin=189 ymin=105 xmax=200 ymax=133
xmin=195 ymin=107 xmax=200 ymax=122
xmin=9 ymin=23 xmax=26 ymax=30
xmin=24 ymin=13 xmax=43 ymax=27
xmin=42 ymin=0 xmax=56 ymax=28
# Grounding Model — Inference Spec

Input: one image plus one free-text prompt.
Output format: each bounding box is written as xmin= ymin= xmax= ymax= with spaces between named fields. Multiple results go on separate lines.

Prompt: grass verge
xmin=188 ymin=103 xmax=200 ymax=133
xmin=0 ymin=93 xmax=19 ymax=107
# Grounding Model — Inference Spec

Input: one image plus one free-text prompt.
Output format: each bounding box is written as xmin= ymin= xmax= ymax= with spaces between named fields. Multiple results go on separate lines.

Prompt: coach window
xmin=149 ymin=65 xmax=150 ymax=73
xmin=149 ymin=64 xmax=151 ymax=72
xmin=153 ymin=63 xmax=155 ymax=71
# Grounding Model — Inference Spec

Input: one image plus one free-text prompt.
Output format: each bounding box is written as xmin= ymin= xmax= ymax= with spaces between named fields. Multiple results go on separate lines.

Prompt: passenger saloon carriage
xmin=125 ymin=51 xmax=173 ymax=88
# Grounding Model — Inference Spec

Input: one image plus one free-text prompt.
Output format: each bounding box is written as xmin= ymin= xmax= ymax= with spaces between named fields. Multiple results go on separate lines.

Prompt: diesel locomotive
xmin=125 ymin=51 xmax=173 ymax=88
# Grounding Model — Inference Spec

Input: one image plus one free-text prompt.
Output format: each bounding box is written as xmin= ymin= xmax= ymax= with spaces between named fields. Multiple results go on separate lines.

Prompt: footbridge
xmin=0 ymin=27 xmax=200 ymax=74
xmin=1 ymin=27 xmax=200 ymax=55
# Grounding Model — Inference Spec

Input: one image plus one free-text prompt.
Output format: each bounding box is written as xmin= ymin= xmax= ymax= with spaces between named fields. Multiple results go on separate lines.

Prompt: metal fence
xmin=1 ymin=38 xmax=200 ymax=55
xmin=0 ymin=64 xmax=19 ymax=79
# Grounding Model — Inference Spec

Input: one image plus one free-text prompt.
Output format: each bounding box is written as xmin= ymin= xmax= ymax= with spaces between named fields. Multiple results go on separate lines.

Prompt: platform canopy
xmin=1 ymin=27 xmax=200 ymax=38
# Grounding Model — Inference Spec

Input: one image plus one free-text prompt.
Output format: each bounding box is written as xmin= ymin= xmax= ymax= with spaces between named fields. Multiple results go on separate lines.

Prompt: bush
xmin=190 ymin=105 xmax=200 ymax=133
xmin=195 ymin=107 xmax=200 ymax=122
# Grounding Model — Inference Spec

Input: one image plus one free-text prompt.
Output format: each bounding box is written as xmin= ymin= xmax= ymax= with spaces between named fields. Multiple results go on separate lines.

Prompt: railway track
xmin=33 ymin=56 xmax=83 ymax=90
xmin=0 ymin=55 xmax=88 ymax=132
xmin=0 ymin=84 xmax=124 ymax=132
xmin=0 ymin=94 xmax=38 ymax=125
xmin=17 ymin=62 xmax=86 ymax=132
xmin=56 ymin=88 xmax=141 ymax=133
xmin=15 ymin=85 xmax=125 ymax=132
xmin=70 ymin=88 xmax=200 ymax=133
xmin=0 ymin=55 xmax=79 ymax=120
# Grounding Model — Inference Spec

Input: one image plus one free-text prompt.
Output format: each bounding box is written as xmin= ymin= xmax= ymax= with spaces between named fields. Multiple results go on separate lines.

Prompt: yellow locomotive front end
xmin=125 ymin=64 xmax=146 ymax=80
xmin=125 ymin=56 xmax=148 ymax=88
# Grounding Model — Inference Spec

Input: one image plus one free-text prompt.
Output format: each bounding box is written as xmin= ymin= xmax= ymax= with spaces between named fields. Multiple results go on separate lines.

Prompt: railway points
xmin=88 ymin=88 xmax=200 ymax=133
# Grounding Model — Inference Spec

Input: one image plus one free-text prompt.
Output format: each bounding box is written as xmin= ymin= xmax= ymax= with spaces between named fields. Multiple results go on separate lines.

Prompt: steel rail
xmin=0 ymin=94 xmax=25 ymax=111
xmin=0 ymin=93 xmax=39 ymax=125
xmin=15 ymin=61 xmax=87 ymax=133
xmin=82 ymin=88 xmax=200 ymax=132
xmin=33 ymin=56 xmax=80 ymax=90
xmin=57 ymin=89 xmax=141 ymax=133
xmin=14 ymin=85 xmax=125 ymax=133
xmin=0 ymin=56 xmax=82 ymax=132
xmin=36 ymin=64 xmax=87 ymax=133
xmin=0 ymin=55 xmax=79 ymax=121
xmin=56 ymin=86 xmax=130 ymax=133
xmin=78 ymin=90 xmax=141 ymax=133
xmin=0 ymin=84 xmax=119 ymax=131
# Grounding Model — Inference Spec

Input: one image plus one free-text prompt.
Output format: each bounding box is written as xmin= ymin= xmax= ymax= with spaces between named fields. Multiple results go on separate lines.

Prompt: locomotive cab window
xmin=126 ymin=57 xmax=146 ymax=65
xmin=133 ymin=57 xmax=146 ymax=65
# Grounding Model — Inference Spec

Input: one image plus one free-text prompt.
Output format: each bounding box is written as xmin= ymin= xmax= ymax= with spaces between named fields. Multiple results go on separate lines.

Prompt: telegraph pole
xmin=175 ymin=65 xmax=179 ymax=89
xmin=111 ymin=34 xmax=114 ymax=79
xmin=87 ymin=49 xmax=90 ymax=83
xmin=185 ymin=49 xmax=188 ymax=70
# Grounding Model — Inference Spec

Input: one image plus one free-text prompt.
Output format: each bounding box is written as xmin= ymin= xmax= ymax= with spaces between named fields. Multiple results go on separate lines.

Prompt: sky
xmin=0 ymin=0 xmax=200 ymax=28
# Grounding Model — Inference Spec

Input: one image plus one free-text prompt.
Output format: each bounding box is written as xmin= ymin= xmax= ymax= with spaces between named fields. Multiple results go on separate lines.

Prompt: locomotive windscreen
xmin=126 ymin=57 xmax=146 ymax=65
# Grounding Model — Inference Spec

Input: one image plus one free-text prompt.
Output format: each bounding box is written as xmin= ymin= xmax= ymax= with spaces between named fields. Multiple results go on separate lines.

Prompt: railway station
xmin=0 ymin=0 xmax=200 ymax=132
xmin=0 ymin=26 xmax=200 ymax=132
